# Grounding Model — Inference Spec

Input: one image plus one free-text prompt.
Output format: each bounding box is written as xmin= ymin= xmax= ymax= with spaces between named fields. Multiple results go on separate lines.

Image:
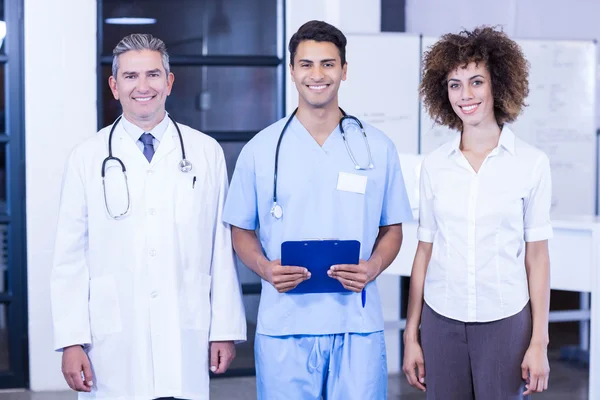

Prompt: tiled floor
xmin=0 ymin=353 xmax=589 ymax=400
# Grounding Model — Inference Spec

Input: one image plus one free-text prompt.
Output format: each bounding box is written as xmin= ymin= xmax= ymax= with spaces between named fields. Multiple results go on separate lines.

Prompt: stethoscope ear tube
xmin=168 ymin=113 xmax=189 ymax=169
xmin=107 ymin=115 xmax=123 ymax=160
xmin=271 ymin=108 xmax=298 ymax=218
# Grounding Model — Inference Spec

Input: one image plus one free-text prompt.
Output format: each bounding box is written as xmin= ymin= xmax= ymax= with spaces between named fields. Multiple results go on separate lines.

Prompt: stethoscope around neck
xmin=101 ymin=114 xmax=193 ymax=220
xmin=270 ymin=107 xmax=374 ymax=219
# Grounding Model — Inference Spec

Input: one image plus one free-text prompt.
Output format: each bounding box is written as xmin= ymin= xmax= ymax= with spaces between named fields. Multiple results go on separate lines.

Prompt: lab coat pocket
xmin=174 ymin=174 xmax=212 ymax=225
xmin=89 ymin=276 xmax=122 ymax=337
xmin=180 ymin=273 xmax=212 ymax=331
xmin=175 ymin=180 xmax=198 ymax=224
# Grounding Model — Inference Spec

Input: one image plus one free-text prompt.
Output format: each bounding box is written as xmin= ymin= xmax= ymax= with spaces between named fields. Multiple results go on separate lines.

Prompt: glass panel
xmin=0 ymin=145 xmax=6 ymax=215
xmin=226 ymin=294 xmax=258 ymax=372
xmin=220 ymin=142 xmax=246 ymax=181
xmin=102 ymin=0 xmax=278 ymax=56
xmin=0 ymin=224 xmax=6 ymax=294
xmin=169 ymin=66 xmax=279 ymax=132
xmin=0 ymin=303 xmax=8 ymax=372
xmin=0 ymin=64 xmax=5 ymax=132
xmin=101 ymin=66 xmax=279 ymax=133
xmin=0 ymin=0 xmax=5 ymax=55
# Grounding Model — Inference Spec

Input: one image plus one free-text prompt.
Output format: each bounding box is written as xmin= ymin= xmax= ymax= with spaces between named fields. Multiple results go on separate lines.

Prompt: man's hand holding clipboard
xmin=278 ymin=240 xmax=369 ymax=307
xmin=327 ymin=259 xmax=377 ymax=293
xmin=259 ymin=258 xmax=311 ymax=293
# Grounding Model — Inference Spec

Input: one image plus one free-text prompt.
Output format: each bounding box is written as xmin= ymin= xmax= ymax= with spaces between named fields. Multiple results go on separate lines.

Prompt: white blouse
xmin=419 ymin=126 xmax=553 ymax=322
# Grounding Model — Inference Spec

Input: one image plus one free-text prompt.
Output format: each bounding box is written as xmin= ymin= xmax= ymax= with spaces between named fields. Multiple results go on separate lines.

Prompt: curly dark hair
xmin=420 ymin=26 xmax=529 ymax=131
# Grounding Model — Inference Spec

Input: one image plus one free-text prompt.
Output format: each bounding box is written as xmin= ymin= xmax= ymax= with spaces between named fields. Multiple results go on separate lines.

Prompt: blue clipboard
xmin=281 ymin=240 xmax=360 ymax=294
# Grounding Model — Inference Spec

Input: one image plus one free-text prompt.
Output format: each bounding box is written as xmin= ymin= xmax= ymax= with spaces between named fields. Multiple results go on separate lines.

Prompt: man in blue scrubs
xmin=223 ymin=20 xmax=413 ymax=399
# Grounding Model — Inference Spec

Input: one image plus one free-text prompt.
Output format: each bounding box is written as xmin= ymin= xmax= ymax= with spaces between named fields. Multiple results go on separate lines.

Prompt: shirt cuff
xmin=524 ymin=225 xmax=553 ymax=242
xmin=417 ymin=227 xmax=435 ymax=243
xmin=209 ymin=333 xmax=247 ymax=344
xmin=54 ymin=332 xmax=92 ymax=352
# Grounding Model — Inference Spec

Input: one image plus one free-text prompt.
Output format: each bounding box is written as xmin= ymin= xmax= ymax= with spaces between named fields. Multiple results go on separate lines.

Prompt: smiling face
xmin=108 ymin=49 xmax=174 ymax=126
xmin=290 ymin=40 xmax=347 ymax=110
xmin=447 ymin=61 xmax=496 ymax=128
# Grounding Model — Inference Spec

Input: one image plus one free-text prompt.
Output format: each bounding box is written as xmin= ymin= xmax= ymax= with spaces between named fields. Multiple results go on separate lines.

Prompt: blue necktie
xmin=139 ymin=133 xmax=155 ymax=162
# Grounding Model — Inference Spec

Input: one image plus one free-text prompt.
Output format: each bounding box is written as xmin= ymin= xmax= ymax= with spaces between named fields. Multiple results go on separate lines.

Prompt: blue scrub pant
xmin=255 ymin=331 xmax=387 ymax=400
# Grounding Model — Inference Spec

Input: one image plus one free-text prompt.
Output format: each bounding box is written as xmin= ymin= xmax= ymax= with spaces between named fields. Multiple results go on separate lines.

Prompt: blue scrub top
xmin=223 ymin=115 xmax=413 ymax=336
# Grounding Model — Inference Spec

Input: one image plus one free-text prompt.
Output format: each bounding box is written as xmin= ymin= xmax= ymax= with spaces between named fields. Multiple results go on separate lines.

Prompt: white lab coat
xmin=51 ymin=119 xmax=247 ymax=400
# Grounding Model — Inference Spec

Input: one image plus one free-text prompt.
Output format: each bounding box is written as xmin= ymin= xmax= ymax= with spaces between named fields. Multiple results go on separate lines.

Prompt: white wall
xmin=285 ymin=0 xmax=381 ymax=114
xmin=406 ymin=0 xmax=600 ymax=40
xmin=25 ymin=0 xmax=97 ymax=391
xmin=406 ymin=0 xmax=519 ymax=37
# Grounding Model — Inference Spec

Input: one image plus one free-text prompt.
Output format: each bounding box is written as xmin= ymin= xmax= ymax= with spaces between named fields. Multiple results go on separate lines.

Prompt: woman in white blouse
xmin=402 ymin=27 xmax=552 ymax=399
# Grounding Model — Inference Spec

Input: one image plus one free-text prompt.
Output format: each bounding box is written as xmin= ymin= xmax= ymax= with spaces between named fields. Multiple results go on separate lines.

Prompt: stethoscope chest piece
xmin=179 ymin=158 xmax=193 ymax=173
xmin=270 ymin=203 xmax=283 ymax=219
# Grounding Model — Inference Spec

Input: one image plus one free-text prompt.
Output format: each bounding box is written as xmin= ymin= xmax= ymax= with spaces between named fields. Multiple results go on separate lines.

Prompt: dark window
xmin=381 ymin=0 xmax=406 ymax=32
xmin=102 ymin=0 xmax=279 ymax=57
xmin=100 ymin=65 xmax=280 ymax=134
xmin=0 ymin=303 xmax=8 ymax=372
xmin=0 ymin=0 xmax=28 ymax=389
xmin=0 ymin=65 xmax=5 ymax=133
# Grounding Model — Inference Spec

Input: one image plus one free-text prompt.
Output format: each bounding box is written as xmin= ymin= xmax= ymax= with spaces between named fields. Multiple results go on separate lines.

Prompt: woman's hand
xmin=402 ymin=339 xmax=426 ymax=392
xmin=521 ymin=343 xmax=550 ymax=395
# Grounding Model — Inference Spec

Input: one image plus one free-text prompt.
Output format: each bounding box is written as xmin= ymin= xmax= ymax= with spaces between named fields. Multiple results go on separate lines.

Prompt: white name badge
xmin=337 ymin=172 xmax=367 ymax=194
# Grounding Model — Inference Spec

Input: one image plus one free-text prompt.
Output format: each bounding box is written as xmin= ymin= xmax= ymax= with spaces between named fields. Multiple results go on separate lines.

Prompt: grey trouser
xmin=421 ymin=302 xmax=532 ymax=400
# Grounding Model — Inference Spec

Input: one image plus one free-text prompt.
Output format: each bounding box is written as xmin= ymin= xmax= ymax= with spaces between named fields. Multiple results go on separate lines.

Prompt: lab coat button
xmin=149 ymin=249 xmax=157 ymax=257
xmin=150 ymin=291 xmax=158 ymax=298
xmin=148 ymin=208 xmax=156 ymax=215
xmin=147 ymin=170 xmax=154 ymax=175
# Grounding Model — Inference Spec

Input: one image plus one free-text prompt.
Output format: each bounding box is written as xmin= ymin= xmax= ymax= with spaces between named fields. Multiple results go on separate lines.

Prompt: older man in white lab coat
xmin=50 ymin=33 xmax=246 ymax=400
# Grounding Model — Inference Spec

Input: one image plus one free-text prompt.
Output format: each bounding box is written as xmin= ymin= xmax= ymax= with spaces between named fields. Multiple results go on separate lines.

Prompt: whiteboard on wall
xmin=419 ymin=36 xmax=597 ymax=217
xmin=285 ymin=33 xmax=421 ymax=154
xmin=508 ymin=39 xmax=597 ymax=216
xmin=338 ymin=33 xmax=421 ymax=154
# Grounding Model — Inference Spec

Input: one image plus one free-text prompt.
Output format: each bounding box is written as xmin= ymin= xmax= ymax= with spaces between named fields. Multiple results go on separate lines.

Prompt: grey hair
xmin=112 ymin=33 xmax=170 ymax=78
